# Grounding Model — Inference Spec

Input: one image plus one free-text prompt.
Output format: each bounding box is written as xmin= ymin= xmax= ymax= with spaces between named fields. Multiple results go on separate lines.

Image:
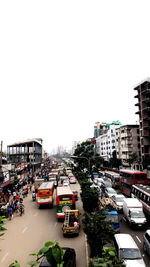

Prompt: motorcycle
xmin=32 ymin=193 xmax=36 ymax=201
xmin=19 ymin=205 xmax=24 ymax=216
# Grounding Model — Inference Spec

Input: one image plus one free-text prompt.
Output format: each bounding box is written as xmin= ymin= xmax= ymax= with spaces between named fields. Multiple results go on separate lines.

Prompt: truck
xmin=123 ymin=198 xmax=147 ymax=228
xmin=99 ymin=198 xmax=120 ymax=232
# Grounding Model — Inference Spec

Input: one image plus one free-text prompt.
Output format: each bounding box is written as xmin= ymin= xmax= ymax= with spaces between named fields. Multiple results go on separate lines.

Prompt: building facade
xmin=115 ymin=125 xmax=141 ymax=167
xmin=96 ymin=124 xmax=120 ymax=160
xmin=134 ymin=78 xmax=150 ymax=168
xmin=7 ymin=138 xmax=43 ymax=165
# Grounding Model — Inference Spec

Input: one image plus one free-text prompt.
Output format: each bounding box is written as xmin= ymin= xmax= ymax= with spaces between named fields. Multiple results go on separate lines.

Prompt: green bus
xmin=56 ymin=186 xmax=75 ymax=219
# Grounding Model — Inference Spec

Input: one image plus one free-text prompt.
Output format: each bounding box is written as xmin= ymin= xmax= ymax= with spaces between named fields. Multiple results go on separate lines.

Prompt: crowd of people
xmin=0 ymin=175 xmax=35 ymax=219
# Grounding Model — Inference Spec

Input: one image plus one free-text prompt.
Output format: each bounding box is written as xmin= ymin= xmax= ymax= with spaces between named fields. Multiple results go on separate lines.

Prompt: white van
xmin=114 ymin=233 xmax=146 ymax=267
xmin=123 ymin=198 xmax=146 ymax=228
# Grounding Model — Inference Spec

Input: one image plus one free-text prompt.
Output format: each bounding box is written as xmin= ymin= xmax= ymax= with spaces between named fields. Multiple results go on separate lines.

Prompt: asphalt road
xmin=0 ymin=183 xmax=87 ymax=267
xmin=119 ymin=213 xmax=150 ymax=267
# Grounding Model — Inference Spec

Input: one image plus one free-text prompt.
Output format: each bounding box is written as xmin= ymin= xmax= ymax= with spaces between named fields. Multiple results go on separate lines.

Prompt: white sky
xmin=0 ymin=0 xmax=150 ymax=153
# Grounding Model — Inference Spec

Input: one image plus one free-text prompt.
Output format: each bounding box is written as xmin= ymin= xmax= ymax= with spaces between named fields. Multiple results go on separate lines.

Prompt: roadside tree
xmin=83 ymin=211 xmax=116 ymax=257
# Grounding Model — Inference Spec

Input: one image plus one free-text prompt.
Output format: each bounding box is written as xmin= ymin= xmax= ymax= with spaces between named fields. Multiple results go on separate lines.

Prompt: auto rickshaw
xmin=62 ymin=210 xmax=80 ymax=236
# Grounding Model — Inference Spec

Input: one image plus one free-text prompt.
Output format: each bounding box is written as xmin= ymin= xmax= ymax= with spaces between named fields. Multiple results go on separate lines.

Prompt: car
xmin=90 ymin=183 xmax=100 ymax=190
xmin=93 ymin=178 xmax=104 ymax=185
xmin=111 ymin=194 xmax=125 ymax=211
xmin=39 ymin=247 xmax=76 ymax=267
xmin=63 ymin=180 xmax=70 ymax=186
xmin=105 ymin=187 xmax=117 ymax=198
xmin=70 ymin=177 xmax=76 ymax=184
xmin=101 ymin=181 xmax=112 ymax=189
xmin=143 ymin=229 xmax=150 ymax=256
xmin=114 ymin=233 xmax=146 ymax=266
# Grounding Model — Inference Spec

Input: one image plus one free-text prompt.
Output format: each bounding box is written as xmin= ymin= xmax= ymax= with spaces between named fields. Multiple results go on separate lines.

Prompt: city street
xmin=0 ymin=183 xmax=87 ymax=267
xmin=120 ymin=213 xmax=149 ymax=267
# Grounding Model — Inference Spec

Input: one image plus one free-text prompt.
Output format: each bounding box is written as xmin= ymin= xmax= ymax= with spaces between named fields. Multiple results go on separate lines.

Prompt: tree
xmin=109 ymin=151 xmax=122 ymax=169
xmin=125 ymin=152 xmax=138 ymax=167
xmin=82 ymin=211 xmax=116 ymax=257
xmin=9 ymin=241 xmax=64 ymax=267
xmin=88 ymin=247 xmax=126 ymax=267
xmin=81 ymin=186 xmax=99 ymax=213
xmin=73 ymin=141 xmax=104 ymax=174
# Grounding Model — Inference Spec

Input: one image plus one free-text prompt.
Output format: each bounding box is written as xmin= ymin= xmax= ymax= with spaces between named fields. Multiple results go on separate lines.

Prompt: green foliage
xmin=0 ymin=216 xmax=7 ymax=238
xmin=88 ymin=247 xmax=126 ymax=267
xmin=9 ymin=241 xmax=64 ymax=267
xmin=109 ymin=151 xmax=122 ymax=169
xmin=83 ymin=211 xmax=116 ymax=257
xmin=9 ymin=261 xmax=20 ymax=267
xmin=81 ymin=187 xmax=99 ymax=213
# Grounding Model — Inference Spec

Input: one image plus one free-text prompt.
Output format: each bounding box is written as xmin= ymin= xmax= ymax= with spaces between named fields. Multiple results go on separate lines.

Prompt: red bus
xmin=37 ymin=182 xmax=55 ymax=207
xmin=119 ymin=169 xmax=147 ymax=196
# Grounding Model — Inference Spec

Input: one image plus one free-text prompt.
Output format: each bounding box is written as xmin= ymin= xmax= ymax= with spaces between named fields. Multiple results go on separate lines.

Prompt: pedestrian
xmin=29 ymin=183 xmax=32 ymax=191
xmin=13 ymin=190 xmax=16 ymax=201
xmin=16 ymin=194 xmax=19 ymax=202
xmin=8 ymin=206 xmax=13 ymax=220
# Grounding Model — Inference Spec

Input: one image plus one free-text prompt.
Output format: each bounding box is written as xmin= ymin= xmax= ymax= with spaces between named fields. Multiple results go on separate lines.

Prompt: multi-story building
xmin=7 ymin=138 xmax=43 ymax=169
xmin=94 ymin=121 xmax=121 ymax=139
xmin=72 ymin=141 xmax=82 ymax=154
xmin=115 ymin=125 xmax=141 ymax=167
xmin=96 ymin=124 xmax=120 ymax=160
xmin=134 ymin=78 xmax=150 ymax=168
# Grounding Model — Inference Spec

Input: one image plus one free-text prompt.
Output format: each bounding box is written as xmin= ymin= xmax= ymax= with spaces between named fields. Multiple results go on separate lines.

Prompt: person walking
xmin=8 ymin=206 xmax=13 ymax=220
xmin=13 ymin=190 xmax=16 ymax=201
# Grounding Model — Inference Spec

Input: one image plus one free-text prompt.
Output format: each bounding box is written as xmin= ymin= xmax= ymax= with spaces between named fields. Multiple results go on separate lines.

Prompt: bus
xmin=37 ymin=182 xmax=55 ymax=207
xmin=104 ymin=171 xmax=120 ymax=188
xmin=56 ymin=186 xmax=75 ymax=219
xmin=131 ymin=184 xmax=150 ymax=217
xmin=119 ymin=169 xmax=147 ymax=196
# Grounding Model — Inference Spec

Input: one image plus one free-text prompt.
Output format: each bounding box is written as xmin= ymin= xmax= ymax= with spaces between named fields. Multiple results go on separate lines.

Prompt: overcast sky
xmin=0 ymin=0 xmax=150 ymax=153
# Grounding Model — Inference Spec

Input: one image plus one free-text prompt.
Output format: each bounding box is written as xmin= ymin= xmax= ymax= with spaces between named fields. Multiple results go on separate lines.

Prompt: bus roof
xmin=38 ymin=182 xmax=54 ymax=190
xmin=132 ymin=184 xmax=150 ymax=196
xmin=120 ymin=169 xmax=147 ymax=174
xmin=57 ymin=186 xmax=73 ymax=196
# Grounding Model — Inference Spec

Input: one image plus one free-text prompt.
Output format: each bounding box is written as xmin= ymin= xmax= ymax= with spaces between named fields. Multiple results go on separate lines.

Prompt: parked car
xmin=143 ymin=229 xmax=150 ymax=256
xmin=105 ymin=187 xmax=117 ymax=198
xmin=39 ymin=247 xmax=76 ymax=267
xmin=70 ymin=177 xmax=76 ymax=184
xmin=112 ymin=194 xmax=125 ymax=212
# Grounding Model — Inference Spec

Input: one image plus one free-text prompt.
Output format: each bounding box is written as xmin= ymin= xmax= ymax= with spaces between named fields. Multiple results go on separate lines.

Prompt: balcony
xmin=135 ymin=103 xmax=140 ymax=106
xmin=136 ymin=110 xmax=140 ymax=114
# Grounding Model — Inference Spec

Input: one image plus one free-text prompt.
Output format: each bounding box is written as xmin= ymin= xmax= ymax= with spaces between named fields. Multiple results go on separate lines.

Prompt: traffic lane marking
xmin=136 ymin=235 xmax=141 ymax=243
xmin=1 ymin=252 xmax=9 ymax=263
xmin=22 ymin=227 xmax=28 ymax=233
